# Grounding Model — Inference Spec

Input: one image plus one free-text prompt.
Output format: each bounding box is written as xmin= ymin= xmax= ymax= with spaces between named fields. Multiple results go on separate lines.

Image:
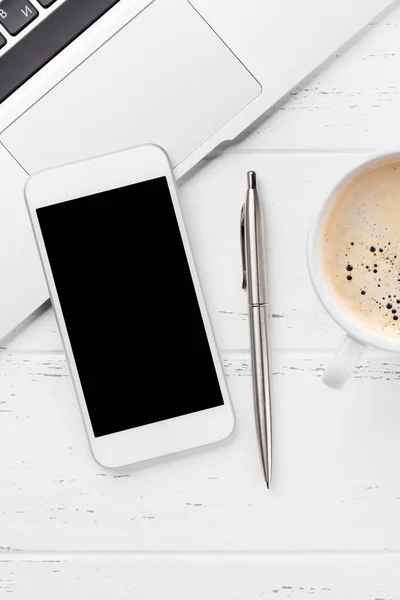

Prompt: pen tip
xmin=247 ymin=171 xmax=257 ymax=189
xmin=263 ymin=462 xmax=271 ymax=489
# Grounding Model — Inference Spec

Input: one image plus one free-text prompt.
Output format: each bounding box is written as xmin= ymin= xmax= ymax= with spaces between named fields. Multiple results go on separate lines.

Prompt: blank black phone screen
xmin=37 ymin=176 xmax=224 ymax=437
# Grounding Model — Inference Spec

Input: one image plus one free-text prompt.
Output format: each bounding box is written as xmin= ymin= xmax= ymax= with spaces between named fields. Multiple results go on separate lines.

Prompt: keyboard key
xmin=0 ymin=0 xmax=121 ymax=103
xmin=37 ymin=0 xmax=57 ymax=6
xmin=0 ymin=32 xmax=6 ymax=48
xmin=0 ymin=0 xmax=38 ymax=36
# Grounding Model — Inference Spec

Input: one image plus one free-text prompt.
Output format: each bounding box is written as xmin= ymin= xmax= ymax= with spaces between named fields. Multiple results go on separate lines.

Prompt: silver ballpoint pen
xmin=240 ymin=171 xmax=272 ymax=488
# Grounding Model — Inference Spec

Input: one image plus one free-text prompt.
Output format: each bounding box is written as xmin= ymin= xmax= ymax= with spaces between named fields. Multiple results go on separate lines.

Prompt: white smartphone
xmin=25 ymin=145 xmax=234 ymax=468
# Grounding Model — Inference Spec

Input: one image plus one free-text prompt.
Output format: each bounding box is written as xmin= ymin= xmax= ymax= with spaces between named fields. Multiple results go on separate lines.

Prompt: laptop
xmin=0 ymin=0 xmax=396 ymax=339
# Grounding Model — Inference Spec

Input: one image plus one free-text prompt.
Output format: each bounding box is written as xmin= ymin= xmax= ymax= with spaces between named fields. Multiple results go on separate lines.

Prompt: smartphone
xmin=25 ymin=145 xmax=234 ymax=467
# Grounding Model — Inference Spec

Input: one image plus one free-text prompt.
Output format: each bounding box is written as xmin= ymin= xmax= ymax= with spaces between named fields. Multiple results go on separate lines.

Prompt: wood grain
xmin=0 ymin=556 xmax=400 ymax=599
xmin=1 ymin=351 xmax=400 ymax=551
xmin=231 ymin=2 xmax=400 ymax=152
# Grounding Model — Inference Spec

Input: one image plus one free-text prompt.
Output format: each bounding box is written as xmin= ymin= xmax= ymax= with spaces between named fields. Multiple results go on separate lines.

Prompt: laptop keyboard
xmin=0 ymin=0 xmax=121 ymax=104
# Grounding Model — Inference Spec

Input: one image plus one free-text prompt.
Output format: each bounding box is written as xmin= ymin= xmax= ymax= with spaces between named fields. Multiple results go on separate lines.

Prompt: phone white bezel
xmin=25 ymin=144 xmax=235 ymax=468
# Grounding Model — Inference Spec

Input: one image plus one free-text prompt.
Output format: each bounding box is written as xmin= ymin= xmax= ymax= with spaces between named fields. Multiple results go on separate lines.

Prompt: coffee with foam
xmin=322 ymin=161 xmax=400 ymax=338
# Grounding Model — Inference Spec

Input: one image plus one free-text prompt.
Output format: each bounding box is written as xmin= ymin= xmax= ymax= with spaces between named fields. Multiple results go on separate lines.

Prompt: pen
xmin=240 ymin=171 xmax=272 ymax=488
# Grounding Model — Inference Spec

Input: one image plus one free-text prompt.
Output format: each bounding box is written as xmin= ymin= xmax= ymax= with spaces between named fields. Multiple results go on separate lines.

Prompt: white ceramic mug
xmin=308 ymin=151 xmax=400 ymax=389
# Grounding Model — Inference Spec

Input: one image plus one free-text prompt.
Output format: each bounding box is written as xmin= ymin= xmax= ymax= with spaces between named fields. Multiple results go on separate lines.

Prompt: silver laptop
xmin=0 ymin=0 xmax=396 ymax=339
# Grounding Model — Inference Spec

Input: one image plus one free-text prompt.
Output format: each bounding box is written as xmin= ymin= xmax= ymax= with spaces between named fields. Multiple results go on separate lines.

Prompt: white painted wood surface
xmin=3 ymin=0 xmax=400 ymax=595
xmin=2 ymin=350 xmax=400 ymax=553
xmin=0 ymin=556 xmax=399 ymax=598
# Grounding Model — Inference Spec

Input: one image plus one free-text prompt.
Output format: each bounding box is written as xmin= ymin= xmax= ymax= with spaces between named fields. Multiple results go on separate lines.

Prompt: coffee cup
xmin=308 ymin=152 xmax=400 ymax=389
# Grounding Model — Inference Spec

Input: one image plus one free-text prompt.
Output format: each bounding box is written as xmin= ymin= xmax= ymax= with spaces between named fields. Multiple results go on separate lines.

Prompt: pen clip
xmin=240 ymin=203 xmax=247 ymax=290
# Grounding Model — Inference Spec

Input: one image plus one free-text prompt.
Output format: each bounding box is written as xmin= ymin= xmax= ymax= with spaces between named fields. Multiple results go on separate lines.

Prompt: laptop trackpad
xmin=1 ymin=0 xmax=261 ymax=174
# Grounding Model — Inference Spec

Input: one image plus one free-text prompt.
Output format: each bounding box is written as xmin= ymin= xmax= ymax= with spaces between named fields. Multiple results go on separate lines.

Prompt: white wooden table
xmin=2 ymin=4 xmax=400 ymax=598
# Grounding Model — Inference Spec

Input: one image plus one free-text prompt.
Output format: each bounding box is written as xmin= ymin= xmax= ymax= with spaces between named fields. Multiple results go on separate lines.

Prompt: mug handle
xmin=323 ymin=335 xmax=365 ymax=389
